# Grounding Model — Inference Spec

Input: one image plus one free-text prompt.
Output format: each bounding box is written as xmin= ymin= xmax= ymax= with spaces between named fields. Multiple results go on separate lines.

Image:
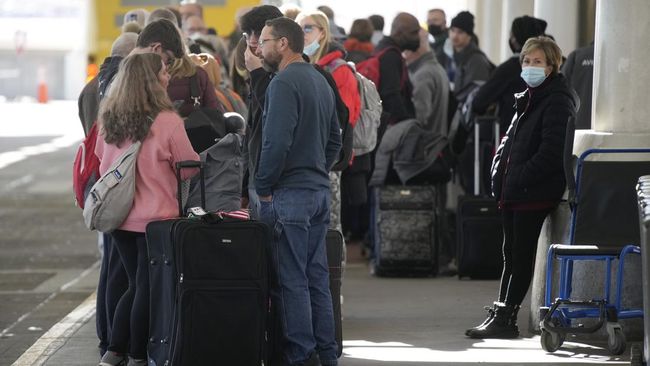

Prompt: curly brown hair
xmin=99 ymin=53 xmax=174 ymax=145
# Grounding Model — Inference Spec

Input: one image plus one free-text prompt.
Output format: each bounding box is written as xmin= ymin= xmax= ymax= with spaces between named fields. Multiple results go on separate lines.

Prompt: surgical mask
xmin=303 ymin=40 xmax=320 ymax=56
xmin=520 ymin=66 xmax=547 ymax=87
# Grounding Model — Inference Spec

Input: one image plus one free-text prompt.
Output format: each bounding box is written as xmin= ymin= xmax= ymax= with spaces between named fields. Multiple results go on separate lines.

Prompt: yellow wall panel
xmin=92 ymin=0 xmax=259 ymax=62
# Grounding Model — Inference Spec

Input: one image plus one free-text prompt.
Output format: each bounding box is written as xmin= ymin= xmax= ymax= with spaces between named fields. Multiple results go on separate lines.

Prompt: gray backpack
xmin=326 ymin=59 xmax=383 ymax=156
xmin=186 ymin=133 xmax=244 ymax=212
xmin=351 ymin=65 xmax=382 ymax=156
xmin=83 ymin=141 xmax=141 ymax=232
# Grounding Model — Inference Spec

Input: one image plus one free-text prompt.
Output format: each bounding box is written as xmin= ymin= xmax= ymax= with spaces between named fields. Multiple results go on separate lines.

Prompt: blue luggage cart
xmin=540 ymin=148 xmax=650 ymax=355
xmin=631 ymin=176 xmax=650 ymax=365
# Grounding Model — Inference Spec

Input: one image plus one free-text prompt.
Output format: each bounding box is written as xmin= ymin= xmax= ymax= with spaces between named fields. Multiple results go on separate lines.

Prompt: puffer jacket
xmin=491 ymin=73 xmax=579 ymax=205
xmin=317 ymin=45 xmax=361 ymax=125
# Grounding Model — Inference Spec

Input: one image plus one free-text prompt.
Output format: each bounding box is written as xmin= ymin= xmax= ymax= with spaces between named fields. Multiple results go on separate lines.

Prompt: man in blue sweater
xmin=255 ymin=17 xmax=342 ymax=366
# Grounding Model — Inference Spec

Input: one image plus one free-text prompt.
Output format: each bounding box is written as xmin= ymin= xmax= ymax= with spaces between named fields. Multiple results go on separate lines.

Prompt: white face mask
xmin=303 ymin=40 xmax=320 ymax=56
xmin=520 ymin=66 xmax=548 ymax=87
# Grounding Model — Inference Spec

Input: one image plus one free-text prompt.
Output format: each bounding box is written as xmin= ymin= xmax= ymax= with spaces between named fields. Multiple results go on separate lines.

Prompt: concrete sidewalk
xmin=16 ymin=243 xmax=633 ymax=365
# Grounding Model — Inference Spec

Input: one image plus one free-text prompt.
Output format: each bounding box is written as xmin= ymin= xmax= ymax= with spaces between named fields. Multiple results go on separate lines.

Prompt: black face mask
xmin=428 ymin=24 xmax=445 ymax=37
xmin=509 ymin=38 xmax=520 ymax=53
xmin=402 ymin=38 xmax=420 ymax=52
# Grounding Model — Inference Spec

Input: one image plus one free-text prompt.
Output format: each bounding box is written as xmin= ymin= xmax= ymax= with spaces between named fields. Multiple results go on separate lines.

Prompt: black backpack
xmin=313 ymin=64 xmax=352 ymax=171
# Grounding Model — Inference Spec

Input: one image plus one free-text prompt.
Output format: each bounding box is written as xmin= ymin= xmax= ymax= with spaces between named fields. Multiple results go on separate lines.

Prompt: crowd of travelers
xmin=76 ymin=2 xmax=592 ymax=365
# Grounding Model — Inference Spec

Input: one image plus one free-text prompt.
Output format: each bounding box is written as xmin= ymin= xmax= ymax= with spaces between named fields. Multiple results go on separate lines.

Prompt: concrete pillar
xmin=529 ymin=0 xmax=649 ymax=338
xmin=533 ymin=0 xmax=579 ymax=55
xmin=471 ymin=0 xmax=503 ymax=64
xmin=592 ymin=0 xmax=650 ymax=133
xmin=500 ymin=0 xmax=534 ymax=62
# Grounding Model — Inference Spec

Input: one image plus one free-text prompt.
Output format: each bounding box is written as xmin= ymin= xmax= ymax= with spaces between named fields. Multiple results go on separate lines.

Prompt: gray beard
xmin=262 ymin=59 xmax=279 ymax=73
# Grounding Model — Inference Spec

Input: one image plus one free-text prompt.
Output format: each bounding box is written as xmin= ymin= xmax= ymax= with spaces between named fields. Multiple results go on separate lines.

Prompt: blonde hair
xmin=520 ymin=36 xmax=563 ymax=74
xmin=231 ymin=37 xmax=249 ymax=81
xmin=189 ymin=53 xmax=222 ymax=86
xmin=295 ymin=11 xmax=330 ymax=63
xmin=99 ymin=53 xmax=173 ymax=145
xmin=168 ymin=53 xmax=197 ymax=79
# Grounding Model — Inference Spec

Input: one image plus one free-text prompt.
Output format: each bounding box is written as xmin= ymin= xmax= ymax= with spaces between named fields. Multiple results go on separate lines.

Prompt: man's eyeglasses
xmin=163 ymin=50 xmax=176 ymax=67
xmin=258 ymin=38 xmax=280 ymax=48
xmin=303 ymin=24 xmax=321 ymax=34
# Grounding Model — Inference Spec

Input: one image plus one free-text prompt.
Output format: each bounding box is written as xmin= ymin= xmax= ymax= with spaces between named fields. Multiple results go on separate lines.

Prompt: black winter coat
xmin=473 ymin=56 xmax=526 ymax=134
xmin=491 ymin=73 xmax=579 ymax=204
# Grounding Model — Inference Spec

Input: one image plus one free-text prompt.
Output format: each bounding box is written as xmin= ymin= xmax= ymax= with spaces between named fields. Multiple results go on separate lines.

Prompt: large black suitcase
xmin=326 ymin=229 xmax=344 ymax=358
xmin=456 ymin=117 xmax=504 ymax=279
xmin=146 ymin=161 xmax=271 ymax=366
xmin=370 ymin=185 xmax=438 ymax=276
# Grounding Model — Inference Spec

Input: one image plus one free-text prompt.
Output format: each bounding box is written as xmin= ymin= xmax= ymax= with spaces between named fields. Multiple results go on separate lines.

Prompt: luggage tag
xmin=187 ymin=206 xmax=208 ymax=219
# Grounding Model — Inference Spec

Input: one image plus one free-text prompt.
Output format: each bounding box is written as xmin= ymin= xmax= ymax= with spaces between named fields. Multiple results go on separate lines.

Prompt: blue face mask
xmin=303 ymin=40 xmax=320 ymax=56
xmin=520 ymin=66 xmax=548 ymax=87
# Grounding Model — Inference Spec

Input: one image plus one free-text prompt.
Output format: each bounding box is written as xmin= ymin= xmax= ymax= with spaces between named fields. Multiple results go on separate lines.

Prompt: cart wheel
xmin=630 ymin=344 xmax=643 ymax=366
xmin=541 ymin=329 xmax=563 ymax=353
xmin=607 ymin=327 xmax=626 ymax=355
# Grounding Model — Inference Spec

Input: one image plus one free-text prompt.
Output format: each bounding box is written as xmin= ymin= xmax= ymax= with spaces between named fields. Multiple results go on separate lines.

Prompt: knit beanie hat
xmin=511 ymin=16 xmax=548 ymax=49
xmin=124 ymin=9 xmax=149 ymax=29
xmin=450 ymin=11 xmax=474 ymax=35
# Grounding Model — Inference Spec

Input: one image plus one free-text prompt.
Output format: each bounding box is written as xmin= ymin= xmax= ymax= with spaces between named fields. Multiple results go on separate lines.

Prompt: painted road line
xmin=0 ymin=261 xmax=99 ymax=339
xmin=0 ymin=135 xmax=80 ymax=171
xmin=11 ymin=292 xmax=96 ymax=366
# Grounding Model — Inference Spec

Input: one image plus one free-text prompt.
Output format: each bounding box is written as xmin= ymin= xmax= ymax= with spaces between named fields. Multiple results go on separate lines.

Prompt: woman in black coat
xmin=465 ymin=36 xmax=579 ymax=339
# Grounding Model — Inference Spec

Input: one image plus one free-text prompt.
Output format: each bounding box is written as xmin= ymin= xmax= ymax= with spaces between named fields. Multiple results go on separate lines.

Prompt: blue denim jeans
xmin=259 ymin=188 xmax=338 ymax=365
xmin=248 ymin=187 xmax=261 ymax=220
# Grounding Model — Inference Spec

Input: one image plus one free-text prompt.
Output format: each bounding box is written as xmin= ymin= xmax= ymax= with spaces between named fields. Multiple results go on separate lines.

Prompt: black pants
xmin=96 ymin=233 xmax=128 ymax=354
xmin=108 ymin=230 xmax=149 ymax=359
xmin=498 ymin=208 xmax=553 ymax=306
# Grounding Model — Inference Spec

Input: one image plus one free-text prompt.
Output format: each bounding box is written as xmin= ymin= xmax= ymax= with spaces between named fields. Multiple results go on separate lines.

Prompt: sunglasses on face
xmin=303 ymin=24 xmax=321 ymax=34
xmin=243 ymin=32 xmax=258 ymax=46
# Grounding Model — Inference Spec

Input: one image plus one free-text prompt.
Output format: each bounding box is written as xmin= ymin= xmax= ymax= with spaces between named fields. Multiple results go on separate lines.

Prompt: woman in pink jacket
xmin=95 ymin=53 xmax=199 ymax=366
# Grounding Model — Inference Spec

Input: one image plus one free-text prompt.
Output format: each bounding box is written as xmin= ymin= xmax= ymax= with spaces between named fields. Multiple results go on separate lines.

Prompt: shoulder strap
xmin=189 ymin=74 xmax=201 ymax=108
xmin=325 ymin=58 xmax=350 ymax=73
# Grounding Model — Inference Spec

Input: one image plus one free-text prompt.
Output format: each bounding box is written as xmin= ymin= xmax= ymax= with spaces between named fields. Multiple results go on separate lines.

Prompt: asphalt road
xmin=0 ymin=103 xmax=99 ymax=365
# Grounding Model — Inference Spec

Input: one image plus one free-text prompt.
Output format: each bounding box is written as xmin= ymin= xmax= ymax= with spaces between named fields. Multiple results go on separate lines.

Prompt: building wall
xmin=92 ymin=0 xmax=259 ymax=62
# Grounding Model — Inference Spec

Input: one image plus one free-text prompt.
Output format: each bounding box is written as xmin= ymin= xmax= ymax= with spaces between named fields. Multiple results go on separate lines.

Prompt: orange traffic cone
xmin=37 ymin=82 xmax=48 ymax=104
xmin=37 ymin=66 xmax=48 ymax=103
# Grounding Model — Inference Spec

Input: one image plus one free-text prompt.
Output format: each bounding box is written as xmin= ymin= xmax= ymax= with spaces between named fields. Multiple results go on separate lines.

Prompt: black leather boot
xmin=465 ymin=303 xmax=520 ymax=339
xmin=464 ymin=303 xmax=497 ymax=336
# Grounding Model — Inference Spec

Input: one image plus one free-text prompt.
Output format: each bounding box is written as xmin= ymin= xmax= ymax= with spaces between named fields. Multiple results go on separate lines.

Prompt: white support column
xmin=529 ymin=0 xmax=650 ymax=336
xmin=592 ymin=0 xmax=650 ymax=133
xmin=533 ymin=0 xmax=579 ymax=55
xmin=500 ymin=0 xmax=534 ymax=62
xmin=472 ymin=0 xmax=503 ymax=64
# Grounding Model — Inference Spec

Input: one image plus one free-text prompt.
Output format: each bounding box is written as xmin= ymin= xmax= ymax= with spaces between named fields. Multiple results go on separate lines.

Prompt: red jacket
xmin=317 ymin=50 xmax=361 ymax=126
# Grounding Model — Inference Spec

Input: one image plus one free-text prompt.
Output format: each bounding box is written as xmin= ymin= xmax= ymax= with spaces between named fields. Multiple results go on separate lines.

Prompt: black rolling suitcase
xmin=326 ymin=229 xmax=344 ymax=358
xmin=146 ymin=161 xmax=271 ymax=366
xmin=370 ymin=185 xmax=439 ymax=276
xmin=456 ymin=117 xmax=504 ymax=279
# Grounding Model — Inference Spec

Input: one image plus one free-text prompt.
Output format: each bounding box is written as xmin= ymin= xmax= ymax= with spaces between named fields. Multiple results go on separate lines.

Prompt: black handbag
xmin=184 ymin=74 xmax=226 ymax=153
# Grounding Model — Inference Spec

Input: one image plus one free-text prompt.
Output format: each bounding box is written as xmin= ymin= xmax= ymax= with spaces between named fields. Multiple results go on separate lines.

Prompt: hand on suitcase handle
xmin=175 ymin=161 xmax=206 ymax=216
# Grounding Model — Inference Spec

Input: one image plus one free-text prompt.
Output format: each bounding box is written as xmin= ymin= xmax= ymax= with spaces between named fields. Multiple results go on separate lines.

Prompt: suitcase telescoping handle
xmin=175 ymin=160 xmax=205 ymax=217
xmin=473 ymin=117 xmax=500 ymax=196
